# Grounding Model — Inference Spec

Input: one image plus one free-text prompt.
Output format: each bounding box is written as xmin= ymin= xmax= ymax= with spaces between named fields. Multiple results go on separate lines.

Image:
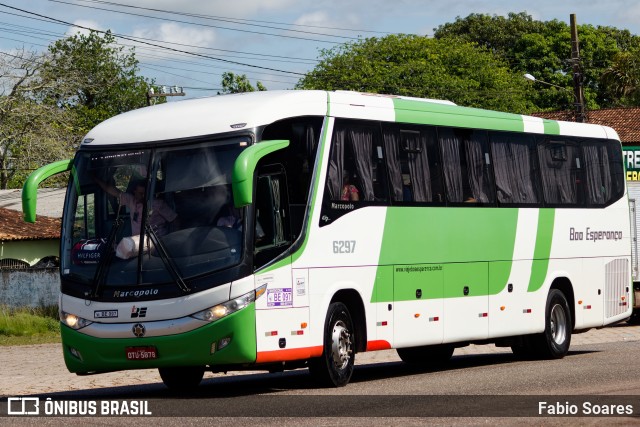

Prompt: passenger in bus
xmin=95 ymin=178 xmax=178 ymax=237
xmin=402 ymin=174 xmax=413 ymax=201
xmin=341 ymin=174 xmax=360 ymax=201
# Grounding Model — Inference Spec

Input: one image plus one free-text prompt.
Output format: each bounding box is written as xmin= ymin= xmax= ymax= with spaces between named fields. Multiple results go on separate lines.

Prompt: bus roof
xmin=81 ymin=90 xmax=620 ymax=146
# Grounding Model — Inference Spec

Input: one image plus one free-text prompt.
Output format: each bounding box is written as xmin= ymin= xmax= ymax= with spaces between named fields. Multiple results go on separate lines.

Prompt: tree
xmin=434 ymin=12 xmax=640 ymax=110
xmin=0 ymin=49 xmax=75 ymax=189
xmin=38 ymin=30 xmax=153 ymax=134
xmin=0 ymin=31 xmax=158 ymax=189
xmin=296 ymin=34 xmax=533 ymax=113
xmin=218 ymin=72 xmax=266 ymax=94
xmin=601 ymin=48 xmax=640 ymax=105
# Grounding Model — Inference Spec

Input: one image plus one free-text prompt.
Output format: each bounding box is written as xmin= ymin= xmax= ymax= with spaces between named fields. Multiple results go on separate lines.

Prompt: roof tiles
xmin=533 ymin=107 xmax=640 ymax=145
xmin=0 ymin=207 xmax=61 ymax=241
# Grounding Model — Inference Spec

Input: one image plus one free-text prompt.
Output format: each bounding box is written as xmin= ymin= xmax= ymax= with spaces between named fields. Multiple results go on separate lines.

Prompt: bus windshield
xmin=61 ymin=137 xmax=249 ymax=290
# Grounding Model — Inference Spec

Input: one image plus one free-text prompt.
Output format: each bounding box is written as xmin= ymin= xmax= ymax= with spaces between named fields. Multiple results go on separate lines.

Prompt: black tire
xmin=159 ymin=366 xmax=205 ymax=391
xmin=308 ymin=302 xmax=355 ymax=387
xmin=510 ymin=344 xmax=528 ymax=358
xmin=397 ymin=344 xmax=454 ymax=365
xmin=533 ymin=289 xmax=572 ymax=359
xmin=510 ymin=335 xmax=536 ymax=359
xmin=628 ymin=309 xmax=640 ymax=325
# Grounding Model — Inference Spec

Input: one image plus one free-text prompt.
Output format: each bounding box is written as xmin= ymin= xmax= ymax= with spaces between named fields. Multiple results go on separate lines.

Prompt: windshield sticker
xmin=296 ymin=278 xmax=306 ymax=296
xmin=72 ymin=238 xmax=106 ymax=265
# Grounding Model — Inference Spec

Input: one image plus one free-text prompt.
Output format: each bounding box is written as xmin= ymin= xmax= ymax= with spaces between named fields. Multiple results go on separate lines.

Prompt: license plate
xmin=125 ymin=346 xmax=158 ymax=360
xmin=267 ymin=287 xmax=293 ymax=307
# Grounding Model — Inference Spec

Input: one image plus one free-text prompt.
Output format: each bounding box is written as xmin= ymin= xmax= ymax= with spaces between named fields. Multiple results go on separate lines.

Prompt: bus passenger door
xmin=442 ymin=262 xmax=489 ymax=342
xmin=253 ymin=168 xmax=310 ymax=361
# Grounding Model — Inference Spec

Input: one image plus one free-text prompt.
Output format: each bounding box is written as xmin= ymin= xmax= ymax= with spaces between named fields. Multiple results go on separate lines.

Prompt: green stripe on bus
xmin=527 ymin=209 xmax=556 ymax=292
xmin=372 ymin=207 xmax=518 ymax=302
xmin=392 ymin=98 xmax=525 ymax=132
xmin=543 ymin=119 xmax=561 ymax=135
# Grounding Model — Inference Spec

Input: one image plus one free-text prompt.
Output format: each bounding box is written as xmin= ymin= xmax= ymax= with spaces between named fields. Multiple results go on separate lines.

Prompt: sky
xmin=1 ymin=0 xmax=640 ymax=100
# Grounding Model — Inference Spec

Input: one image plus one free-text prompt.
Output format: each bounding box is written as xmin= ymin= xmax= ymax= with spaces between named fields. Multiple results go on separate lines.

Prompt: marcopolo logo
xmin=113 ymin=289 xmax=159 ymax=298
xmin=6 ymin=397 xmax=152 ymax=416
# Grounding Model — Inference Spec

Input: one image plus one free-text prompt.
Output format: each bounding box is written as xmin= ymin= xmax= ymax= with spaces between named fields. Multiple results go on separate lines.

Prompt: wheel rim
xmin=330 ymin=319 xmax=352 ymax=370
xmin=550 ymin=303 xmax=567 ymax=345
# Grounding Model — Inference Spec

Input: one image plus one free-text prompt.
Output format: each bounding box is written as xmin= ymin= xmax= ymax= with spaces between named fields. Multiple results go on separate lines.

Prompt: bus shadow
xmin=27 ymin=348 xmax=598 ymax=400
xmin=350 ymin=348 xmax=596 ymax=384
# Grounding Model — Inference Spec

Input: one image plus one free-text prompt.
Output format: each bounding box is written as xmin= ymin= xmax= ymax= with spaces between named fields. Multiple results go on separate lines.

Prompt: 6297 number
xmin=333 ymin=240 xmax=356 ymax=254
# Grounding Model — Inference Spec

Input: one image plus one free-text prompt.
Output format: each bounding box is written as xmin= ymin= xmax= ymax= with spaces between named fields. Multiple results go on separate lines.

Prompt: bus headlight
xmin=191 ymin=284 xmax=266 ymax=323
xmin=60 ymin=310 xmax=93 ymax=330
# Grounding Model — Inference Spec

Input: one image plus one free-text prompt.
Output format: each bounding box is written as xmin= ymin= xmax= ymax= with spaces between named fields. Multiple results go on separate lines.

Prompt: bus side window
xmin=260 ymin=117 xmax=323 ymax=239
xmin=326 ymin=120 xmax=387 ymax=203
xmin=438 ymin=127 xmax=495 ymax=204
xmin=538 ymin=139 xmax=584 ymax=206
xmin=489 ymin=132 xmax=540 ymax=205
xmin=583 ymin=139 xmax=624 ymax=206
xmin=383 ymin=125 xmax=444 ymax=204
xmin=254 ymin=166 xmax=291 ymax=269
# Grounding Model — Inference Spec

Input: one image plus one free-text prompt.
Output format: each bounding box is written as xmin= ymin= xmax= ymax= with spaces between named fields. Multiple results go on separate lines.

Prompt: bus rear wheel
xmin=308 ymin=302 xmax=355 ymax=387
xmin=397 ymin=344 xmax=454 ymax=365
xmin=628 ymin=309 xmax=640 ymax=325
xmin=159 ymin=366 xmax=205 ymax=391
xmin=533 ymin=289 xmax=572 ymax=359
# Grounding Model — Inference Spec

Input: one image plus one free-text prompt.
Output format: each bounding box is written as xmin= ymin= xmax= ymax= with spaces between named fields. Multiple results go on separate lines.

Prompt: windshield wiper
xmin=90 ymin=217 xmax=124 ymax=298
xmin=145 ymin=224 xmax=191 ymax=293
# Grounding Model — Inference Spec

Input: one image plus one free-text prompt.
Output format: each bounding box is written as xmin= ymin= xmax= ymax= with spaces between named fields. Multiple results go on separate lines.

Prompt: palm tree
xmin=601 ymin=50 xmax=640 ymax=103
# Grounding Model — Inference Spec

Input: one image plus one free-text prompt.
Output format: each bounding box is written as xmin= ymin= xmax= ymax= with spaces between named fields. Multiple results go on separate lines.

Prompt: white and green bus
xmin=23 ymin=90 xmax=631 ymax=389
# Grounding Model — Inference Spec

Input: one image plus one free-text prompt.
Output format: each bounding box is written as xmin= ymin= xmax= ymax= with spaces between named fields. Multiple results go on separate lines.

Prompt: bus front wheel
xmin=159 ymin=366 xmax=205 ymax=391
xmin=308 ymin=302 xmax=355 ymax=387
xmin=534 ymin=289 xmax=572 ymax=359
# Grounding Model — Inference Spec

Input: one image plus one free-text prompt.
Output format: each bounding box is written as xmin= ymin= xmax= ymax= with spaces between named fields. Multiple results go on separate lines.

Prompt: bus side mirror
xmin=232 ymin=140 xmax=289 ymax=208
xmin=22 ymin=159 xmax=73 ymax=223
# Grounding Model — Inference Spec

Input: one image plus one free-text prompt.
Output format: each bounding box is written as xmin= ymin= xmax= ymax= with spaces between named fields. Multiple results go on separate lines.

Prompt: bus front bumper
xmin=60 ymin=305 xmax=257 ymax=374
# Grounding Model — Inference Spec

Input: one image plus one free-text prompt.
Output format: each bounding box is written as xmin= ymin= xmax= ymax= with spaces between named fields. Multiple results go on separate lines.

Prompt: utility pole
xmin=146 ymin=86 xmax=186 ymax=106
xmin=570 ymin=14 xmax=587 ymax=122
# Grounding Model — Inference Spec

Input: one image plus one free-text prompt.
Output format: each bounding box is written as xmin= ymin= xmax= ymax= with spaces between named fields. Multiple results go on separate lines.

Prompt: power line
xmin=134 ymin=51 xmax=300 ymax=81
xmin=117 ymin=37 xmax=317 ymax=65
xmin=139 ymin=62 xmax=299 ymax=87
xmin=0 ymin=16 xmax=320 ymax=68
xmin=48 ymin=0 xmax=358 ymax=43
xmin=139 ymin=63 xmax=216 ymax=87
xmin=132 ymin=49 xmax=309 ymax=74
xmin=72 ymin=0 xmax=392 ymax=36
xmin=0 ymin=3 xmax=307 ymax=76
xmin=0 ymin=26 xmax=303 ymax=86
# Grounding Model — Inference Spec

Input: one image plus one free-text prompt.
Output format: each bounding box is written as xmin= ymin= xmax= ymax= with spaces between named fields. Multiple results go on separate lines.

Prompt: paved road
xmin=2 ymin=322 xmax=640 ymax=397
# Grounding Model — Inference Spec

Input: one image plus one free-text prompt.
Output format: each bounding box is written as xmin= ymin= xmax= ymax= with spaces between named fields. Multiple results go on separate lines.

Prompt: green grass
xmin=0 ymin=305 xmax=61 ymax=346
